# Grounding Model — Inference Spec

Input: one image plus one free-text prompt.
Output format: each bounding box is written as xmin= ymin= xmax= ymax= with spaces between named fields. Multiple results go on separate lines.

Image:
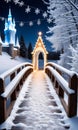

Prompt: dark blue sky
xmin=0 ymin=0 xmax=53 ymax=51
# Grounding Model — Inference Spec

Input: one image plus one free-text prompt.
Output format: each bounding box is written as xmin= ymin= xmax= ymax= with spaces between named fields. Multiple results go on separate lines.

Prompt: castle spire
xmin=9 ymin=8 xmax=12 ymax=17
xmin=8 ymin=8 xmax=12 ymax=21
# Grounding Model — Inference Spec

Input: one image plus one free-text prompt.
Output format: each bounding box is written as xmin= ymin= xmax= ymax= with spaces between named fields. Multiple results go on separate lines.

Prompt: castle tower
xmin=4 ymin=8 xmax=16 ymax=45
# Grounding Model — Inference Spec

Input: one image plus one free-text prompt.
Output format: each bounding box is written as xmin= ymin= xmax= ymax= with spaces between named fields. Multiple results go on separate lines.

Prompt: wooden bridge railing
xmin=0 ymin=63 xmax=33 ymax=124
xmin=45 ymin=62 xmax=78 ymax=117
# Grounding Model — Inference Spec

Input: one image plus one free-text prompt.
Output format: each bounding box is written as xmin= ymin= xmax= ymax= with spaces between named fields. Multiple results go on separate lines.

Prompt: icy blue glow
xmin=4 ymin=8 xmax=16 ymax=45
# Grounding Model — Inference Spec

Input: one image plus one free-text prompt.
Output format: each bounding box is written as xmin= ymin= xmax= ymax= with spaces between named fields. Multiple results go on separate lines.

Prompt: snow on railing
xmin=46 ymin=66 xmax=75 ymax=94
xmin=45 ymin=62 xmax=77 ymax=118
xmin=0 ymin=63 xmax=33 ymax=124
xmin=0 ymin=62 xmax=32 ymax=80
xmin=1 ymin=67 xmax=32 ymax=99
xmin=46 ymin=62 xmax=75 ymax=77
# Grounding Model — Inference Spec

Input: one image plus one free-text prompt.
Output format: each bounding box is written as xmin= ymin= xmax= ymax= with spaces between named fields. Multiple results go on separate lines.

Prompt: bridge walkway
xmin=3 ymin=71 xmax=69 ymax=130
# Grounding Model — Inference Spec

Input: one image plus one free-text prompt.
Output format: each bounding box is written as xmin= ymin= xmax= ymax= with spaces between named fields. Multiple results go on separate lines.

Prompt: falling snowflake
xmin=29 ymin=21 xmax=33 ymax=26
xmin=4 ymin=0 xmax=11 ymax=3
xmin=1 ymin=17 xmax=5 ymax=21
xmin=13 ymin=0 xmax=20 ymax=5
xmin=19 ymin=21 xmax=24 ymax=27
xmin=43 ymin=11 xmax=48 ymax=18
xmin=19 ymin=1 xmax=24 ymax=7
xmin=25 ymin=6 xmax=31 ymax=13
xmin=35 ymin=8 xmax=40 ymax=15
xmin=47 ymin=18 xmax=52 ymax=23
xmin=37 ymin=19 xmax=41 ymax=25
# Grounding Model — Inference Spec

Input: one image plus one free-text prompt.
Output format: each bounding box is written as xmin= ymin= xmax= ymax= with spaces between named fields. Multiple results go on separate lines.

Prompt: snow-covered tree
xmin=68 ymin=44 xmax=78 ymax=73
xmin=44 ymin=0 xmax=78 ymax=69
xmin=28 ymin=42 xmax=33 ymax=59
xmin=19 ymin=35 xmax=27 ymax=58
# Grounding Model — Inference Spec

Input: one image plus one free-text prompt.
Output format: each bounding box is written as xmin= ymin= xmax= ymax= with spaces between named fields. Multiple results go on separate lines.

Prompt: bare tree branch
xmin=66 ymin=0 xmax=78 ymax=11
xmin=42 ymin=0 xmax=49 ymax=5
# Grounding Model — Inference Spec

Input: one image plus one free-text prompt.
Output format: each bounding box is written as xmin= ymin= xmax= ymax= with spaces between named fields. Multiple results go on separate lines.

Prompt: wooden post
xmin=20 ymin=79 xmax=23 ymax=86
xmin=0 ymin=97 xmax=6 ymax=124
xmin=56 ymin=68 xmax=62 ymax=75
xmin=0 ymin=78 xmax=6 ymax=124
xmin=17 ymin=68 xmax=21 ymax=90
xmin=17 ymin=84 xmax=20 ymax=91
xmin=51 ymin=73 xmax=53 ymax=82
xmin=68 ymin=74 xmax=77 ymax=117
xmin=0 ymin=78 xmax=5 ymax=94
xmin=17 ymin=68 xmax=21 ymax=74
xmin=11 ymin=90 xmax=17 ymax=101
xmin=58 ymin=85 xmax=64 ymax=98
xmin=10 ymin=72 xmax=15 ymax=81
xmin=22 ymin=66 xmax=24 ymax=69
xmin=55 ymin=80 xmax=58 ymax=89
xmin=25 ymin=70 xmax=29 ymax=79
xmin=51 ymin=73 xmax=54 ymax=83
xmin=10 ymin=72 xmax=17 ymax=101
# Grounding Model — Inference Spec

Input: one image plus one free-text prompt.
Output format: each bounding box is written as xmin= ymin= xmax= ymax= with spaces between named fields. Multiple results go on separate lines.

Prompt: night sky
xmin=0 ymin=0 xmax=53 ymax=51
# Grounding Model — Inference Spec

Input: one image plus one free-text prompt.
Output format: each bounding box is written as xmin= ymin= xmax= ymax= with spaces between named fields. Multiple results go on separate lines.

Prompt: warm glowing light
xmin=38 ymin=42 xmax=41 ymax=46
xmin=38 ymin=32 xmax=42 ymax=36
xmin=32 ymin=32 xmax=48 ymax=71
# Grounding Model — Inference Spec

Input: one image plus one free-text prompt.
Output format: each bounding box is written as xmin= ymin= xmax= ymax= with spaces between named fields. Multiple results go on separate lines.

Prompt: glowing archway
xmin=32 ymin=32 xmax=48 ymax=70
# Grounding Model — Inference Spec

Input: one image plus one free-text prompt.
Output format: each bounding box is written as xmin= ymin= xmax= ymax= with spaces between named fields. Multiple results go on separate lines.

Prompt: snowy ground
xmin=0 ymin=52 xmax=78 ymax=130
xmin=0 ymin=52 xmax=31 ymax=74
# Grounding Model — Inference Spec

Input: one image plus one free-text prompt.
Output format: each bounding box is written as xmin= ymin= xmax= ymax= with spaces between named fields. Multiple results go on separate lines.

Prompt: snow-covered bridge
xmin=0 ymin=61 xmax=77 ymax=130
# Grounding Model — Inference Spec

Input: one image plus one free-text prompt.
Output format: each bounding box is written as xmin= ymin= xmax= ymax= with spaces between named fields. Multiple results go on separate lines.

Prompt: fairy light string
xmin=0 ymin=0 xmax=52 ymax=27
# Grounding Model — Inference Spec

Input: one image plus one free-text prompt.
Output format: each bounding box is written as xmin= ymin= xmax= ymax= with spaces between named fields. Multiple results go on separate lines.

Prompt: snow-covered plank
xmin=0 ymin=62 xmax=32 ymax=80
xmin=46 ymin=66 xmax=75 ymax=94
xmin=1 ymin=66 xmax=33 ymax=99
xmin=46 ymin=62 xmax=76 ymax=77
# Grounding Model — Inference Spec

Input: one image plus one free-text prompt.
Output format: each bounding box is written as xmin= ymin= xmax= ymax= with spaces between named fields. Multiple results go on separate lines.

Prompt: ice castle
xmin=0 ymin=8 xmax=20 ymax=57
xmin=4 ymin=8 xmax=16 ymax=45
